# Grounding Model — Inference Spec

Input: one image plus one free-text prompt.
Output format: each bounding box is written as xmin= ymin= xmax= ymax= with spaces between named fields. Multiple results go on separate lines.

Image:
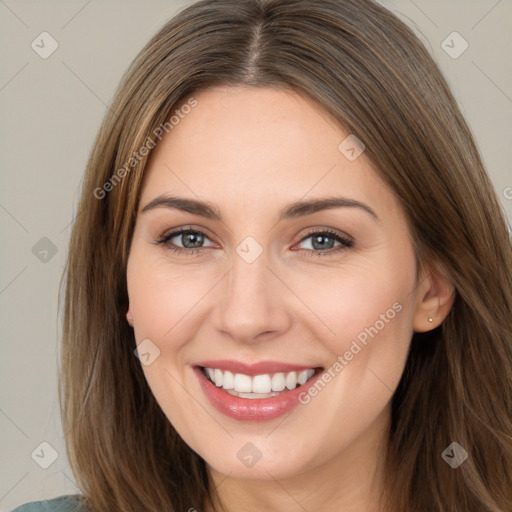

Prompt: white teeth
xmin=271 ymin=372 xmax=286 ymax=392
xmin=203 ymin=367 xmax=317 ymax=394
xmin=285 ymin=371 xmax=297 ymax=390
xmin=222 ymin=370 xmax=234 ymax=389
xmin=233 ymin=373 xmax=252 ymax=393
xmin=297 ymin=369 xmax=315 ymax=385
xmin=252 ymin=374 xmax=272 ymax=394
xmin=297 ymin=370 xmax=308 ymax=385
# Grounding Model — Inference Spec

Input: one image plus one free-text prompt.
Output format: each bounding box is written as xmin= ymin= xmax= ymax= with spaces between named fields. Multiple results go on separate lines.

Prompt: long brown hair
xmin=60 ymin=0 xmax=512 ymax=510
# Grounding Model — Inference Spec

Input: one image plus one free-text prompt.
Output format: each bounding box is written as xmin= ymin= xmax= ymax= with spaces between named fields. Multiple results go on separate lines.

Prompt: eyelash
xmin=155 ymin=227 xmax=354 ymax=258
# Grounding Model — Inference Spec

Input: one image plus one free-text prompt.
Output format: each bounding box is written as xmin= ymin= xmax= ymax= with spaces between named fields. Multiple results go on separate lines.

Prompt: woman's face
xmin=126 ymin=86 xmax=421 ymax=481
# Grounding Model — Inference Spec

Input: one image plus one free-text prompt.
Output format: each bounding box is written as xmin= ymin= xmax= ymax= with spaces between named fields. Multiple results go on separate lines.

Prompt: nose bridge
xmin=215 ymin=235 xmax=289 ymax=342
xmin=232 ymin=236 xmax=269 ymax=294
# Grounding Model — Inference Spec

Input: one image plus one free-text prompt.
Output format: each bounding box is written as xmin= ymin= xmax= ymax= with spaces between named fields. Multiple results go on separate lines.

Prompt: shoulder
xmin=11 ymin=495 xmax=85 ymax=512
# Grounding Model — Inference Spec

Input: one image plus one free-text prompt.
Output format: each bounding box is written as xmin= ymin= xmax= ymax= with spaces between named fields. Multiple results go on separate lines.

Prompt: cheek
xmin=301 ymin=258 xmax=415 ymax=357
xmin=127 ymin=251 xmax=215 ymax=343
xmin=301 ymin=253 xmax=416 ymax=419
xmin=339 ymin=288 xmax=410 ymax=358
xmin=126 ymin=249 xmax=204 ymax=435
xmin=300 ymin=254 xmax=416 ymax=416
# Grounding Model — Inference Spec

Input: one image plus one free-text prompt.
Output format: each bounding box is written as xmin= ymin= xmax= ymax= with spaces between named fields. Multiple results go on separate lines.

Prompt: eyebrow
xmin=141 ymin=195 xmax=378 ymax=221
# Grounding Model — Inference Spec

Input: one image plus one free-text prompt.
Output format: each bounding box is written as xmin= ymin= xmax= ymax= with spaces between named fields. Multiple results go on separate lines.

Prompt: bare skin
xmin=126 ymin=86 xmax=454 ymax=512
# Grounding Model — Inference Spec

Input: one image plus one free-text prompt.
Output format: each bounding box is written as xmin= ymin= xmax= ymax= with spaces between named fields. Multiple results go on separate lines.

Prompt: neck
xmin=205 ymin=405 xmax=391 ymax=512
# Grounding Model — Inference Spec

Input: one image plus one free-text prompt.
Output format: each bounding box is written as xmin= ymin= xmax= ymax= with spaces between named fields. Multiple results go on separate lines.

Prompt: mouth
xmin=193 ymin=361 xmax=324 ymax=421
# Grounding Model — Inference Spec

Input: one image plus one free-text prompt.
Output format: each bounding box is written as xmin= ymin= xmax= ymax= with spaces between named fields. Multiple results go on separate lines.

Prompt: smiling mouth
xmin=200 ymin=366 xmax=323 ymax=399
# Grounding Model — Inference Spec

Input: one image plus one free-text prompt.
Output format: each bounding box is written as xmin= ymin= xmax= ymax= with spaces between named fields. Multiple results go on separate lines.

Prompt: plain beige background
xmin=0 ymin=0 xmax=511 ymax=510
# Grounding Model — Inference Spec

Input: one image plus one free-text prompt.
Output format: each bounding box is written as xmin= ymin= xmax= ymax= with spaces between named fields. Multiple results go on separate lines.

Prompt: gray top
xmin=11 ymin=495 xmax=85 ymax=512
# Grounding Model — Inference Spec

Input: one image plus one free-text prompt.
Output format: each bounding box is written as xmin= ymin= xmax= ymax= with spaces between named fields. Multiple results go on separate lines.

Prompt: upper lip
xmin=194 ymin=359 xmax=323 ymax=376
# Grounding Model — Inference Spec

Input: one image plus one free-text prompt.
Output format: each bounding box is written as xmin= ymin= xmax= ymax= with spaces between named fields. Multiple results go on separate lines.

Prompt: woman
xmin=14 ymin=0 xmax=512 ymax=511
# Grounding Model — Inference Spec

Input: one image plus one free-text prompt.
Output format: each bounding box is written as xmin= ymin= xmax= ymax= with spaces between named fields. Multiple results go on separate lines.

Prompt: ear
xmin=126 ymin=307 xmax=134 ymax=327
xmin=413 ymin=262 xmax=455 ymax=333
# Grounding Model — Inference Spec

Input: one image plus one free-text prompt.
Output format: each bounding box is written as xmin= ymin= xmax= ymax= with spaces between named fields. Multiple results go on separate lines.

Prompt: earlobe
xmin=413 ymin=264 xmax=455 ymax=333
xmin=126 ymin=308 xmax=134 ymax=327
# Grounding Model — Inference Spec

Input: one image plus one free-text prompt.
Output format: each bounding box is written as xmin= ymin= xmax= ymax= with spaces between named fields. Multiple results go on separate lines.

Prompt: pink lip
xmin=194 ymin=359 xmax=318 ymax=376
xmin=193 ymin=365 xmax=324 ymax=422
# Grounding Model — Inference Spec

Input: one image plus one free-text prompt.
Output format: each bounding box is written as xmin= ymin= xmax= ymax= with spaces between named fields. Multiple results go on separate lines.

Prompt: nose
xmin=214 ymin=242 xmax=292 ymax=345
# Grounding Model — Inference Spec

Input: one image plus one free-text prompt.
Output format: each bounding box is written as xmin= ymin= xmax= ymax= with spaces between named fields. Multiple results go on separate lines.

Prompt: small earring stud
xmin=428 ymin=317 xmax=433 ymax=323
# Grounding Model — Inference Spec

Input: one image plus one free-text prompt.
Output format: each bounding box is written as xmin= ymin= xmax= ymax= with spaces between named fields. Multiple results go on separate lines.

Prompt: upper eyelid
xmin=162 ymin=226 xmax=217 ymax=244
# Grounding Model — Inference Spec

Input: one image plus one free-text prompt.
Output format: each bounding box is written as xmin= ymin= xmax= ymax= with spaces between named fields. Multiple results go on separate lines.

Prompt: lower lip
xmin=193 ymin=366 xmax=324 ymax=422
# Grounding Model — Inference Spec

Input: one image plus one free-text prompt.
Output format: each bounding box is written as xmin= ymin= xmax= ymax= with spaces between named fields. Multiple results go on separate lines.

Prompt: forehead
xmin=140 ymin=86 xmax=390 ymax=215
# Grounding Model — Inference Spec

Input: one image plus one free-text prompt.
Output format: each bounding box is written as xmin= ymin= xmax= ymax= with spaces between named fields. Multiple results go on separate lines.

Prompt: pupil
xmin=184 ymin=232 xmax=203 ymax=248
xmin=312 ymin=235 xmax=333 ymax=250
